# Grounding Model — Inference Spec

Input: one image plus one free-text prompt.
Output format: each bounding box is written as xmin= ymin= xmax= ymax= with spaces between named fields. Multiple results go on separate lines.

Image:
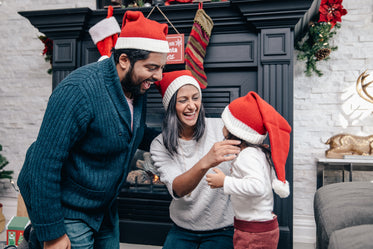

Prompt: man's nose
xmin=153 ymin=68 xmax=163 ymax=81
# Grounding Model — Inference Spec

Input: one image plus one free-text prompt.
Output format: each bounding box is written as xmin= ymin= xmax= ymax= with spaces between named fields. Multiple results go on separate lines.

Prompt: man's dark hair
xmin=112 ymin=48 xmax=151 ymax=66
xmin=162 ymin=90 xmax=206 ymax=155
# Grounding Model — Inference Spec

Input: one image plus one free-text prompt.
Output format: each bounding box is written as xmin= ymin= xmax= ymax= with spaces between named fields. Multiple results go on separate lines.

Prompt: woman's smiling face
xmin=175 ymin=84 xmax=202 ymax=130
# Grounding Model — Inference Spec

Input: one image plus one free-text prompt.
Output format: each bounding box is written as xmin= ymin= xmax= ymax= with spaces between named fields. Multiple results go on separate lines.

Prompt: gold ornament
xmin=0 ymin=203 xmax=5 ymax=233
xmin=325 ymin=134 xmax=373 ymax=158
xmin=356 ymin=70 xmax=373 ymax=103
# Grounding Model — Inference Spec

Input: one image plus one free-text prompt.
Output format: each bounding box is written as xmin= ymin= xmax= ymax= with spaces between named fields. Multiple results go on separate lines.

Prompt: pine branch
xmin=0 ymin=144 xmax=13 ymax=180
xmin=296 ymin=22 xmax=340 ymax=77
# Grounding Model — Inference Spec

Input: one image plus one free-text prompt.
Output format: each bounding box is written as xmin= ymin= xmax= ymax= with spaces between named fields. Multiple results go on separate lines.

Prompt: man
xmin=18 ymin=11 xmax=169 ymax=249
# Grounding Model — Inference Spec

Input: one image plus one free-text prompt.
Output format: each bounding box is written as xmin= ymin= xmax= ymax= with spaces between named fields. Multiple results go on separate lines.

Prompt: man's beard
xmin=121 ymin=66 xmax=142 ymax=97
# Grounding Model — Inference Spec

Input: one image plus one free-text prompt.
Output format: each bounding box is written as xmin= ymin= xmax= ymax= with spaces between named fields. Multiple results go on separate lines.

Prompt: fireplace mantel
xmin=19 ymin=1 xmax=320 ymax=248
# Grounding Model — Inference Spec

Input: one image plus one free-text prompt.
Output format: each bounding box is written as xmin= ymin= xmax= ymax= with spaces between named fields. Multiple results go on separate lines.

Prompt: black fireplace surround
xmin=19 ymin=1 xmax=319 ymax=248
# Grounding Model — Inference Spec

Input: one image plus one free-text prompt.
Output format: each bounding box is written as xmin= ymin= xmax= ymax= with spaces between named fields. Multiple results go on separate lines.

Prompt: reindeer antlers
xmin=356 ymin=70 xmax=373 ymax=103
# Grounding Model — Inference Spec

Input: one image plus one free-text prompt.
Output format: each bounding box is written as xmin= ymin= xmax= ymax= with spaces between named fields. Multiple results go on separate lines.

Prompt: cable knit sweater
xmin=18 ymin=57 xmax=156 ymax=242
xmin=150 ymin=118 xmax=234 ymax=231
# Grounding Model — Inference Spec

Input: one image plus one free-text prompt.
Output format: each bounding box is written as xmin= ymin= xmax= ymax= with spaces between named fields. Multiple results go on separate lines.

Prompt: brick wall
xmin=0 ymin=0 xmax=371 ymax=245
xmin=293 ymin=0 xmax=373 ymax=244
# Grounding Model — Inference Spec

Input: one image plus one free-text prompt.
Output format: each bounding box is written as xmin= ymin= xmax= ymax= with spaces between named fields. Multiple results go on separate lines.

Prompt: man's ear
xmin=118 ymin=53 xmax=130 ymax=70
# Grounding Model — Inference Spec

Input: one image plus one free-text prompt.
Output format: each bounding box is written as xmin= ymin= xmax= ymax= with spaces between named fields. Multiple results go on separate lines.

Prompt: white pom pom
xmin=272 ymin=179 xmax=290 ymax=198
xmin=98 ymin=55 xmax=109 ymax=62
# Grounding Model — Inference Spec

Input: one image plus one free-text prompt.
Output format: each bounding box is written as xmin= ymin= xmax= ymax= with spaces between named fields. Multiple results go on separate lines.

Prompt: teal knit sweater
xmin=18 ymin=57 xmax=155 ymax=242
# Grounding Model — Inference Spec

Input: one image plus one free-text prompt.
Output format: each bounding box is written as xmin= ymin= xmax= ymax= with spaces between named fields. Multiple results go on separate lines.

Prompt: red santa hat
xmin=221 ymin=91 xmax=291 ymax=198
xmin=89 ymin=6 xmax=121 ymax=61
xmin=114 ymin=11 xmax=169 ymax=53
xmin=154 ymin=70 xmax=206 ymax=110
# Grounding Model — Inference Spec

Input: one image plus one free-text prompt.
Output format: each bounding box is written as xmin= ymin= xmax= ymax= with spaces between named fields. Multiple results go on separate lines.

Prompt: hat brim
xmin=114 ymin=37 xmax=169 ymax=53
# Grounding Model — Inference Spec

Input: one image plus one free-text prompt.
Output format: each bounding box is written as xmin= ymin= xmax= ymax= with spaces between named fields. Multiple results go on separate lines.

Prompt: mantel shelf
xmin=318 ymin=157 xmax=373 ymax=165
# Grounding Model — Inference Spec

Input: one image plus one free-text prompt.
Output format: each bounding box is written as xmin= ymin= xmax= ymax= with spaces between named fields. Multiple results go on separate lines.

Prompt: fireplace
xmin=19 ymin=1 xmax=320 ymax=247
xmin=118 ymin=149 xmax=172 ymax=245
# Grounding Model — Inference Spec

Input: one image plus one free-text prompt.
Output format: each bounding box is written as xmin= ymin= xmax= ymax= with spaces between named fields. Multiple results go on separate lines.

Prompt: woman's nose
xmin=186 ymin=101 xmax=196 ymax=110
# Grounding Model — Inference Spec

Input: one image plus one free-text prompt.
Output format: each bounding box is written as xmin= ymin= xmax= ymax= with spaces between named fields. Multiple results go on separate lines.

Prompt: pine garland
xmin=39 ymin=35 xmax=53 ymax=75
xmin=296 ymin=22 xmax=340 ymax=77
xmin=0 ymin=144 xmax=13 ymax=180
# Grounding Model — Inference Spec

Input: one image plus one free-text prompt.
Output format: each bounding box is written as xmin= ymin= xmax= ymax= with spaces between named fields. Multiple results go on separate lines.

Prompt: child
xmin=206 ymin=91 xmax=291 ymax=249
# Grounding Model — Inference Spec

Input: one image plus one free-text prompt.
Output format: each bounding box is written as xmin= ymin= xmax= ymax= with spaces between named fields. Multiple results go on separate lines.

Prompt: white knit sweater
xmin=224 ymin=147 xmax=275 ymax=222
xmin=150 ymin=118 xmax=234 ymax=231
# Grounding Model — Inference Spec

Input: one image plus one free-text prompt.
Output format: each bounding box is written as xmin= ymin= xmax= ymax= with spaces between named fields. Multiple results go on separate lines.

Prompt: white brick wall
xmin=293 ymin=0 xmax=373 ymax=244
xmin=0 ymin=0 xmax=371 ymax=245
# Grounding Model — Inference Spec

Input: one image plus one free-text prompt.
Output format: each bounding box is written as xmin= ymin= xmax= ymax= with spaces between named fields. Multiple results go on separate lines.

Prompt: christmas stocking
xmin=185 ymin=3 xmax=214 ymax=88
xmin=89 ymin=6 xmax=121 ymax=61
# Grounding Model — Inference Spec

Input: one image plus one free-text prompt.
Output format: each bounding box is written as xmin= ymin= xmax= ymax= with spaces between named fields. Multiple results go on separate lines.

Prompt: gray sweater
xmin=150 ymin=118 xmax=234 ymax=231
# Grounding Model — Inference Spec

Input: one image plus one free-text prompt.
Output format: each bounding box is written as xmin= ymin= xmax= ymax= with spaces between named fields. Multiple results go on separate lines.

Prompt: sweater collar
xmin=103 ymin=57 xmax=144 ymax=134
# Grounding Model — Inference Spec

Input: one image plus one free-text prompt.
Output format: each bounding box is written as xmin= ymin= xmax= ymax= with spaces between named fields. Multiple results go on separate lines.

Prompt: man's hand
xmin=206 ymin=168 xmax=226 ymax=188
xmin=44 ymin=234 xmax=71 ymax=249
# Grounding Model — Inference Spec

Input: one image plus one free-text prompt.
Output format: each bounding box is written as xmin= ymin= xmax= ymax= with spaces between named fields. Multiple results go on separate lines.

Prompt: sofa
xmin=314 ymin=181 xmax=373 ymax=249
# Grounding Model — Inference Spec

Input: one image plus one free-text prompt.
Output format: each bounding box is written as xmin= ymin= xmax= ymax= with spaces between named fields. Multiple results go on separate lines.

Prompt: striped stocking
xmin=185 ymin=3 xmax=214 ymax=88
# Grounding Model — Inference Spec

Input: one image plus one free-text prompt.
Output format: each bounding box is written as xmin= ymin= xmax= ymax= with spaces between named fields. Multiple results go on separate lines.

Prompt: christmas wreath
xmin=296 ymin=0 xmax=347 ymax=76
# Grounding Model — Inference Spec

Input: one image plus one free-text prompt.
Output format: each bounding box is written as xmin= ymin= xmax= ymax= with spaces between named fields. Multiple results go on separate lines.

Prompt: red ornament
xmin=318 ymin=0 xmax=347 ymax=28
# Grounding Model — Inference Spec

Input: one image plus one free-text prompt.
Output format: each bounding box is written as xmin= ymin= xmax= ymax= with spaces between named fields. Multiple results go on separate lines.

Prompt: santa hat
xmin=154 ymin=70 xmax=206 ymax=110
xmin=89 ymin=6 xmax=121 ymax=61
xmin=114 ymin=11 xmax=169 ymax=53
xmin=221 ymin=91 xmax=291 ymax=198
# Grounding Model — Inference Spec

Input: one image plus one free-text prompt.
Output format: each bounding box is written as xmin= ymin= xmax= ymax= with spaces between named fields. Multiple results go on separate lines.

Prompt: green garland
xmin=296 ymin=22 xmax=340 ymax=77
xmin=0 ymin=144 xmax=13 ymax=180
xmin=38 ymin=35 xmax=53 ymax=75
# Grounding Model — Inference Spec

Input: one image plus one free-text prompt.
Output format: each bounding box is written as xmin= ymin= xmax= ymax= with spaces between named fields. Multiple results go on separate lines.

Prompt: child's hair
xmin=225 ymin=132 xmax=274 ymax=169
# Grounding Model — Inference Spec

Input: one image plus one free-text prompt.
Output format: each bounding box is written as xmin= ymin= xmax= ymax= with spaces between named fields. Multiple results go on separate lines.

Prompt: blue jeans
xmin=64 ymin=215 xmax=119 ymax=249
xmin=162 ymin=224 xmax=234 ymax=249
xmin=28 ymin=214 xmax=119 ymax=249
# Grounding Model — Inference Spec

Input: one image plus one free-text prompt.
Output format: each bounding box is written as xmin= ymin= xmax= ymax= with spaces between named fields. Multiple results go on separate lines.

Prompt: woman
xmin=150 ymin=70 xmax=241 ymax=249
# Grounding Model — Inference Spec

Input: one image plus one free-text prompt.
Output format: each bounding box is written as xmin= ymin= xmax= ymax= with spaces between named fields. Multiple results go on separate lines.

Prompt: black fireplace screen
xmin=118 ymin=149 xmax=172 ymax=245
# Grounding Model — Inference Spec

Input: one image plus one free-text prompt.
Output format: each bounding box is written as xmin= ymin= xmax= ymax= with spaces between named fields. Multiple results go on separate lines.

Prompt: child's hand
xmin=206 ymin=168 xmax=226 ymax=188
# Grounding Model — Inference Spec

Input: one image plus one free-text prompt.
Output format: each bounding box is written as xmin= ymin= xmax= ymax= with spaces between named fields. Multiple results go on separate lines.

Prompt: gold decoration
xmin=325 ymin=133 xmax=373 ymax=158
xmin=356 ymin=70 xmax=373 ymax=103
xmin=0 ymin=203 xmax=5 ymax=233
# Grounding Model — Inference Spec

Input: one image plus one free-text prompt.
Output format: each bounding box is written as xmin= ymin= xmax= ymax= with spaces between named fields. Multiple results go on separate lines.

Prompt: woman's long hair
xmin=162 ymin=90 xmax=206 ymax=155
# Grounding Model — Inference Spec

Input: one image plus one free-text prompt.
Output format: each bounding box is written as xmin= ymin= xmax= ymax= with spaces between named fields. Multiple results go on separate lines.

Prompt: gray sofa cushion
xmin=314 ymin=182 xmax=373 ymax=249
xmin=328 ymin=224 xmax=373 ymax=249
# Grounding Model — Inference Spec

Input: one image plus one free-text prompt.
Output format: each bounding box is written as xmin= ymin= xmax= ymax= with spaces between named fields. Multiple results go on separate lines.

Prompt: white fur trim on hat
xmin=98 ymin=55 xmax=109 ymax=62
xmin=271 ymin=167 xmax=290 ymax=198
xmin=114 ymin=37 xmax=169 ymax=53
xmin=89 ymin=17 xmax=121 ymax=44
xmin=272 ymin=179 xmax=290 ymax=198
xmin=162 ymin=75 xmax=202 ymax=109
xmin=221 ymin=106 xmax=267 ymax=144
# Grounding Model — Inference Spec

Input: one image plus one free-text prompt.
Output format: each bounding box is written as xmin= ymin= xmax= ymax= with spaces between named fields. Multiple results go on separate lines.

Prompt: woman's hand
xmin=172 ymin=139 xmax=240 ymax=197
xmin=206 ymin=168 xmax=226 ymax=188
xmin=200 ymin=139 xmax=241 ymax=169
xmin=44 ymin=234 xmax=71 ymax=249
